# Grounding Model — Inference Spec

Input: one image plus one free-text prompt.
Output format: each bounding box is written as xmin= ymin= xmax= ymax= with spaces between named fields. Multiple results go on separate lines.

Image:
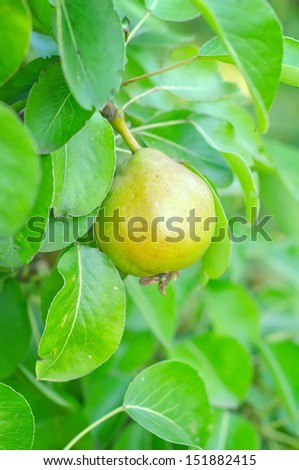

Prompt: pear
xmin=95 ymin=148 xmax=216 ymax=277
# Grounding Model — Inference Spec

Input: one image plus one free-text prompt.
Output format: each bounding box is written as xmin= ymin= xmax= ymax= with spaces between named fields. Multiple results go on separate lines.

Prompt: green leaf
xmin=201 ymin=188 xmax=231 ymax=280
xmin=114 ymin=422 xmax=172 ymax=450
xmin=139 ymin=110 xmax=233 ymax=188
xmin=115 ymin=0 xmax=193 ymax=47
xmin=199 ymin=35 xmax=231 ymax=63
xmin=36 ymin=245 xmax=125 ymax=382
xmin=41 ymin=262 xmax=64 ymax=321
xmin=0 ymin=57 xmax=57 ymax=105
xmin=82 ymin=367 xmax=130 ymax=449
xmin=6 ymin=364 xmax=87 ymax=449
xmin=34 ymin=410 xmax=92 ymax=450
xmin=145 ymin=0 xmax=200 ymax=22
xmin=25 ymin=62 xmax=94 ymax=154
xmin=56 ymin=0 xmax=125 ymax=109
xmin=7 ymin=363 xmax=81 ymax=432
xmin=194 ymin=100 xmax=270 ymax=168
xmin=123 ymin=360 xmax=210 ymax=447
xmin=206 ymin=410 xmax=259 ymax=450
xmin=0 ymin=383 xmax=35 ymax=450
xmin=193 ymin=0 xmax=283 ymax=132
xmin=171 ymin=333 xmax=252 ymax=408
xmin=253 ymin=283 xmax=299 ymax=340
xmin=125 ymin=276 xmax=176 ymax=348
xmin=18 ymin=364 xmax=76 ymax=411
xmin=183 ymin=164 xmax=231 ymax=280
xmin=248 ymin=240 xmax=299 ymax=287
xmin=200 ymin=35 xmax=299 ymax=89
xmin=259 ymin=340 xmax=299 ymax=436
xmin=115 ymin=331 xmax=156 ymax=373
xmin=265 ymin=139 xmax=299 ymax=204
xmin=52 ymin=113 xmax=116 ymax=217
xmin=27 ymin=0 xmax=54 ymax=36
xmin=0 ymin=103 xmax=40 ymax=237
xmin=0 ymin=0 xmax=31 ymax=85
xmin=0 ymin=279 xmax=31 ymax=380
xmin=204 ymin=280 xmax=260 ymax=348
xmin=281 ymin=37 xmax=299 ymax=87
xmin=191 ymin=114 xmax=259 ymax=224
xmin=40 ymin=209 xmax=97 ymax=253
xmin=259 ymin=173 xmax=299 ymax=239
xmin=0 ymin=155 xmax=53 ymax=270
xmin=160 ymin=45 xmax=235 ymax=101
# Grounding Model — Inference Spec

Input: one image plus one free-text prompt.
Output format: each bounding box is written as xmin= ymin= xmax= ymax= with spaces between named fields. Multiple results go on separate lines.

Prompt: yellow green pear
xmin=95 ymin=148 xmax=216 ymax=277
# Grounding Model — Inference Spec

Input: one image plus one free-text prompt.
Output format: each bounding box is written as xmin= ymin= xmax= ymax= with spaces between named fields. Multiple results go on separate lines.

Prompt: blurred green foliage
xmin=0 ymin=0 xmax=299 ymax=451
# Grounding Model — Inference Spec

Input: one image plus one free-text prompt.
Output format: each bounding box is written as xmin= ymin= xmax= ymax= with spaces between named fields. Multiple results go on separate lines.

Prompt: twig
xmin=64 ymin=406 xmax=125 ymax=450
xmin=121 ymin=56 xmax=200 ymax=87
xmin=126 ymin=10 xmax=152 ymax=44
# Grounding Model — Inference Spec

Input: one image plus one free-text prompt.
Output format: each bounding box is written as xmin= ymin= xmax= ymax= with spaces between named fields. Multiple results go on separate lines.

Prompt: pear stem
xmin=101 ymin=103 xmax=142 ymax=154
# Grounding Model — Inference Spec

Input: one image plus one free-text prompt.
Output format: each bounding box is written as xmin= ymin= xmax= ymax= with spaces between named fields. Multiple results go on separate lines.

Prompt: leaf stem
xmin=130 ymin=119 xmax=189 ymax=134
xmin=126 ymin=10 xmax=152 ymax=44
xmin=261 ymin=427 xmax=299 ymax=449
xmin=114 ymin=119 xmax=189 ymax=143
xmin=27 ymin=303 xmax=42 ymax=346
xmin=122 ymin=86 xmax=163 ymax=111
xmin=18 ymin=365 xmax=74 ymax=410
xmin=121 ymin=55 xmax=200 ymax=87
xmin=64 ymin=406 xmax=125 ymax=450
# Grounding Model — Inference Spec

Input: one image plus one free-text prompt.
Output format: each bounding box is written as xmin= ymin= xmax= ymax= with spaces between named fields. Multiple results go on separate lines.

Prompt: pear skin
xmin=95 ymin=148 xmax=216 ymax=277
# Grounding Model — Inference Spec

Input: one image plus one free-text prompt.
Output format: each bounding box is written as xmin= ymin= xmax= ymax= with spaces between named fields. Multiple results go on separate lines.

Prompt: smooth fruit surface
xmin=96 ymin=148 xmax=216 ymax=277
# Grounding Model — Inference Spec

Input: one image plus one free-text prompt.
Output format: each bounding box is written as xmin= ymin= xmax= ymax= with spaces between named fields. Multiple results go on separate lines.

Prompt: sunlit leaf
xmin=56 ymin=0 xmax=125 ymax=109
xmin=0 ymin=57 xmax=56 ymax=105
xmin=27 ymin=0 xmax=54 ymax=36
xmin=124 ymin=361 xmax=210 ymax=447
xmin=0 ymin=155 xmax=53 ymax=269
xmin=259 ymin=340 xmax=299 ymax=436
xmin=201 ymin=189 xmax=231 ymax=281
xmin=0 ymin=0 xmax=31 ymax=85
xmin=204 ymin=281 xmax=260 ymax=348
xmin=145 ymin=0 xmax=200 ymax=22
xmin=114 ymin=422 xmax=172 ymax=450
xmin=193 ymin=0 xmax=283 ymax=132
xmin=195 ymin=101 xmax=270 ymax=169
xmin=37 ymin=245 xmax=125 ymax=381
xmin=206 ymin=410 xmax=259 ymax=450
xmin=171 ymin=333 xmax=252 ymax=408
xmin=0 ymin=383 xmax=35 ymax=450
xmin=25 ymin=62 xmax=93 ymax=153
xmin=281 ymin=37 xmax=299 ymax=87
xmin=82 ymin=367 xmax=131 ymax=450
xmin=125 ymin=276 xmax=176 ymax=348
xmin=161 ymin=46 xmax=235 ymax=101
xmin=200 ymin=35 xmax=299 ymax=89
xmin=52 ymin=113 xmax=115 ymax=217
xmin=0 ymin=280 xmax=31 ymax=380
xmin=40 ymin=209 xmax=97 ymax=253
xmin=191 ymin=114 xmax=259 ymax=224
xmin=183 ymin=164 xmax=231 ymax=280
xmin=0 ymin=104 xmax=40 ymax=238
xmin=265 ymin=139 xmax=299 ymax=204
xmin=139 ymin=110 xmax=233 ymax=188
